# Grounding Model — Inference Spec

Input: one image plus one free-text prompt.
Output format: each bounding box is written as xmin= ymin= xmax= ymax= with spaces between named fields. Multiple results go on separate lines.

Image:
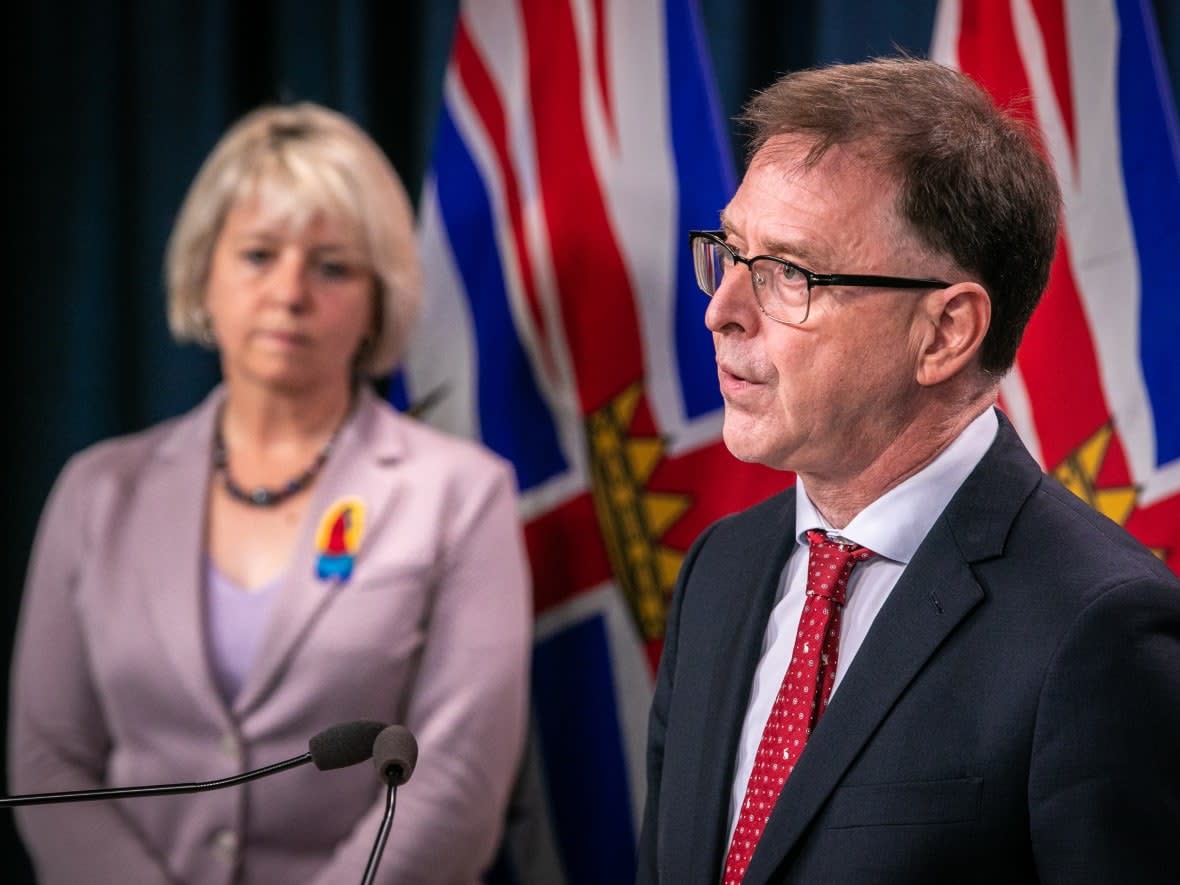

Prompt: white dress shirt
xmin=725 ymin=407 xmax=999 ymax=843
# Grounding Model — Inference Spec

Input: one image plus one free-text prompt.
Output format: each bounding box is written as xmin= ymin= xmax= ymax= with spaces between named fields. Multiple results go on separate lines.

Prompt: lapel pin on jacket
xmin=315 ymin=497 xmax=365 ymax=583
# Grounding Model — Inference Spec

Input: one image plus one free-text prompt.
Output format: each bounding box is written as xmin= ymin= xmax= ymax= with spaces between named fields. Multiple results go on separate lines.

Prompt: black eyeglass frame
xmin=688 ymin=229 xmax=952 ymax=325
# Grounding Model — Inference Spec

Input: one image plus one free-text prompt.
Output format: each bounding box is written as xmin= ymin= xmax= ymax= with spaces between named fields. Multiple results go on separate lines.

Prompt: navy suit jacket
xmin=638 ymin=413 xmax=1180 ymax=884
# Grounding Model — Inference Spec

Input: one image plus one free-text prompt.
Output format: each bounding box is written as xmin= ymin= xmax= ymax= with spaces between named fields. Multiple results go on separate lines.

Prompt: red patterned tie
xmin=722 ymin=530 xmax=875 ymax=884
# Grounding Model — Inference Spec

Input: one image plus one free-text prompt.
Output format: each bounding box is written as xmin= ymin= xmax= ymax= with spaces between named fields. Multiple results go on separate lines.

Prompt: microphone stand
xmin=2 ymin=719 xmax=388 ymax=811
xmin=357 ymin=725 xmax=416 ymax=885
xmin=359 ymin=778 xmax=398 ymax=885
xmin=0 ymin=753 xmax=313 ymax=807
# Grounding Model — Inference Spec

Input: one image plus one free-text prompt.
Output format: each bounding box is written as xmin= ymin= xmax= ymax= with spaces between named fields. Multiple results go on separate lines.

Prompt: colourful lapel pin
xmin=315 ymin=497 xmax=365 ymax=583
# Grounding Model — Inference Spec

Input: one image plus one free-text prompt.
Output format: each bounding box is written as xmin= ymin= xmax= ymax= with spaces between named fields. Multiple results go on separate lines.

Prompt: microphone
xmin=310 ymin=720 xmax=389 ymax=771
xmin=1 ymin=720 xmax=387 ymax=808
xmin=359 ymin=725 xmax=418 ymax=885
xmin=372 ymin=723 xmax=418 ymax=786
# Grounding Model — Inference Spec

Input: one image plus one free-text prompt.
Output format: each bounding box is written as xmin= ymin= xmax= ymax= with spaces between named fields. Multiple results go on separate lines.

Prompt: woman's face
xmin=205 ymin=198 xmax=375 ymax=398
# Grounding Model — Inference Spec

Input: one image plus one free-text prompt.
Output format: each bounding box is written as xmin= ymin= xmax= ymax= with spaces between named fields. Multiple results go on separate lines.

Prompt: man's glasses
xmin=689 ymin=230 xmax=951 ymax=325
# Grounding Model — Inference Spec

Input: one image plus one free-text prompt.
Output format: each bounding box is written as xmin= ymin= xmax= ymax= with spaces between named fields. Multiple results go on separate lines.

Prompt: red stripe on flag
xmin=593 ymin=0 xmax=616 ymax=143
xmin=1012 ymin=241 xmax=1111 ymax=468
xmin=526 ymin=493 xmax=613 ymax=615
xmin=1031 ymin=0 xmax=1078 ymax=167
xmin=957 ymin=0 xmax=1034 ymax=122
xmin=651 ymin=444 xmax=794 ymax=550
xmin=454 ymin=18 xmax=549 ymax=345
xmin=521 ymin=0 xmax=644 ymax=414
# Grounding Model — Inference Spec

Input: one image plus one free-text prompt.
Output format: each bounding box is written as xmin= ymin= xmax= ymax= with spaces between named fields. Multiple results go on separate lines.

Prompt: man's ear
xmin=915 ymin=282 xmax=991 ymax=387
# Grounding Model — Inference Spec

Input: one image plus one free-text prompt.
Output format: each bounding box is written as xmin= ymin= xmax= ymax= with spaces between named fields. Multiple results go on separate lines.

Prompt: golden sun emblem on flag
xmin=586 ymin=383 xmax=690 ymax=641
xmin=1052 ymin=424 xmax=1136 ymax=524
xmin=1052 ymin=423 xmax=1166 ymax=560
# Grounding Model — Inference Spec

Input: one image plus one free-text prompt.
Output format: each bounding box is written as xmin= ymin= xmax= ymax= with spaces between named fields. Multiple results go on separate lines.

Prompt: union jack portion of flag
xmin=933 ymin=0 xmax=1180 ymax=574
xmin=394 ymin=0 xmax=789 ymax=880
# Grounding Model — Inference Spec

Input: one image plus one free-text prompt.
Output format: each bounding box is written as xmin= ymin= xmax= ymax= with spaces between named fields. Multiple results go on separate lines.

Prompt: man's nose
xmin=705 ymin=261 xmax=757 ymax=334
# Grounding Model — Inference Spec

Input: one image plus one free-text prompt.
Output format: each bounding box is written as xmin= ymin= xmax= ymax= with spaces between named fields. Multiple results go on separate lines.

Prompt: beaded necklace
xmin=213 ymin=419 xmax=341 ymax=508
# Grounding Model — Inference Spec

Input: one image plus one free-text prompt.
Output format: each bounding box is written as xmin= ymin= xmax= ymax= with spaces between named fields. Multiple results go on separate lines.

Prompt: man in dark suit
xmin=637 ymin=57 xmax=1179 ymax=884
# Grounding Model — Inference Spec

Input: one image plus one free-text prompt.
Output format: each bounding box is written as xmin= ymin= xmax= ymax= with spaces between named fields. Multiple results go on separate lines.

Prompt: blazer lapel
xmin=743 ymin=413 xmax=1041 ymax=884
xmin=232 ymin=388 xmax=405 ymax=718
xmin=139 ymin=389 xmax=233 ymax=728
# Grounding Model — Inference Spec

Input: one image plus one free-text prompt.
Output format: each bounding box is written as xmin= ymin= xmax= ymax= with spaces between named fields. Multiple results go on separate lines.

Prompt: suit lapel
xmin=232 ymin=387 xmax=405 ymax=718
xmin=139 ymin=389 xmax=233 ymax=728
xmin=679 ymin=490 xmax=799 ymax=884
xmin=742 ymin=413 xmax=1041 ymax=883
xmin=742 ymin=520 xmax=983 ymax=883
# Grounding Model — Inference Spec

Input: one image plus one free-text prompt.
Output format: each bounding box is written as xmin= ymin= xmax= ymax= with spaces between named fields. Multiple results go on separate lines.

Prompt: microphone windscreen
xmin=308 ymin=720 xmax=387 ymax=771
xmin=372 ymin=725 xmax=418 ymax=786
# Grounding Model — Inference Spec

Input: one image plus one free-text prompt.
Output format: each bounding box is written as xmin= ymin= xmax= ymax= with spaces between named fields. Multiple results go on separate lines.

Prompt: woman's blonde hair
xmin=165 ymin=102 xmax=421 ymax=377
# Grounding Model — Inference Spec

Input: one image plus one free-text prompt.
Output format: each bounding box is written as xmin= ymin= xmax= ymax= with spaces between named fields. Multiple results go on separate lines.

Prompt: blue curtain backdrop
xmin=5 ymin=2 xmax=1177 ymax=879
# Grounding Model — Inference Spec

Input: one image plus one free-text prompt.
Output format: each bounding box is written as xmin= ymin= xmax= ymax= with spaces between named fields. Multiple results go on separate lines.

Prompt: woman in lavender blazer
xmin=8 ymin=103 xmax=531 ymax=885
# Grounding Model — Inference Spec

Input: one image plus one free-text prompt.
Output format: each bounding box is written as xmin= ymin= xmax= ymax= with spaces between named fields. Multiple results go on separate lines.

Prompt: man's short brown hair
xmin=741 ymin=56 xmax=1062 ymax=375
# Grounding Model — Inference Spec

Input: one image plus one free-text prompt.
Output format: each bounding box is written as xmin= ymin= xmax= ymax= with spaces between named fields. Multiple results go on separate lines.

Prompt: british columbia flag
xmin=392 ymin=0 xmax=789 ymax=880
xmin=933 ymin=0 xmax=1180 ymax=575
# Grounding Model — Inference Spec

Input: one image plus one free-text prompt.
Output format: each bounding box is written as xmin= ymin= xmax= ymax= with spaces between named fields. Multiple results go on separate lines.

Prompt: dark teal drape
xmin=6 ymin=2 xmax=1177 ymax=879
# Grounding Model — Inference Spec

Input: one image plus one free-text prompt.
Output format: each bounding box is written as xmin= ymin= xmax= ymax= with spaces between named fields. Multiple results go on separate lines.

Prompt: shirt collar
xmin=794 ymin=407 xmax=999 ymax=563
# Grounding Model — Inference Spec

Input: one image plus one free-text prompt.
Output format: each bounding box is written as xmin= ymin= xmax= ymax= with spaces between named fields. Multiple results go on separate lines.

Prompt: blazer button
xmin=212 ymin=828 xmax=239 ymax=860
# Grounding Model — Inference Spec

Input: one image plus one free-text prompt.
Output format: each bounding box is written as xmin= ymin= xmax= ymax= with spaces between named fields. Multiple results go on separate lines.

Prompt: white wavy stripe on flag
xmin=1004 ymin=0 xmax=1089 ymax=474
xmin=572 ymin=0 xmax=712 ymax=452
xmin=930 ymin=0 xmax=961 ymax=72
xmin=464 ymin=0 xmax=587 ymax=462
xmin=1058 ymin=0 xmax=1180 ymax=502
xmin=461 ymin=0 xmax=548 ymax=363
xmin=441 ymin=25 xmax=593 ymax=519
xmin=993 ymin=371 xmax=1043 ymax=466
xmin=609 ymin=0 xmax=730 ymax=455
xmin=534 ymin=581 xmax=655 ymax=831
xmin=408 ymin=177 xmax=481 ymax=442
